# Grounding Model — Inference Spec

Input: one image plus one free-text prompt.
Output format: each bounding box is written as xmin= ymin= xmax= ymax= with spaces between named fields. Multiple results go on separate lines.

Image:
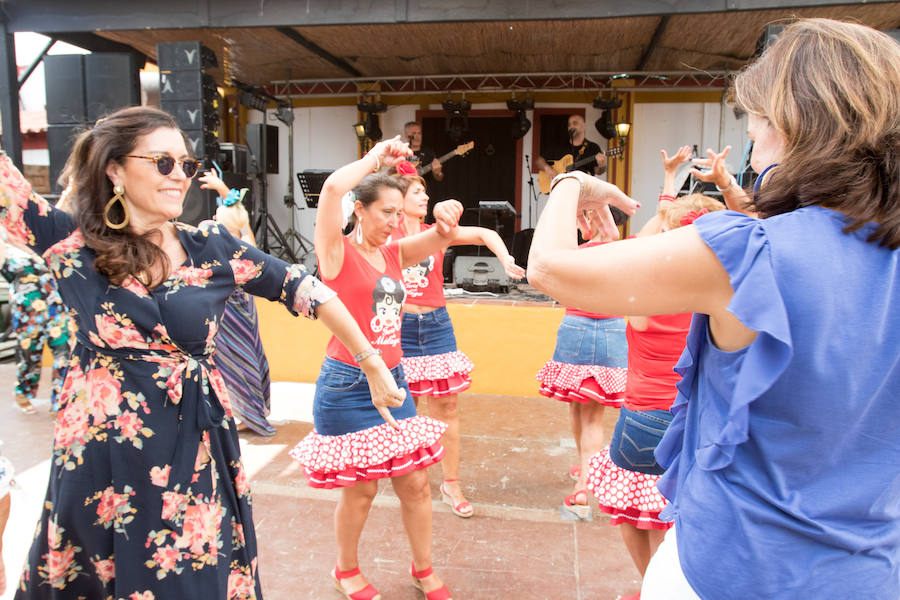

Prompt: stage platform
xmin=257 ymin=284 xmax=567 ymax=398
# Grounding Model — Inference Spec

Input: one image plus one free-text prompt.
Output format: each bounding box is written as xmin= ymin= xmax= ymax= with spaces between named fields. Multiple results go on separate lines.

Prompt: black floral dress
xmin=0 ymin=154 xmax=335 ymax=600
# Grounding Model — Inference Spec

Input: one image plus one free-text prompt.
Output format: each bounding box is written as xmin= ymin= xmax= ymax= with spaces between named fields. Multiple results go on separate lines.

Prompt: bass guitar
xmin=537 ymin=146 xmax=624 ymax=194
xmin=412 ymin=141 xmax=475 ymax=176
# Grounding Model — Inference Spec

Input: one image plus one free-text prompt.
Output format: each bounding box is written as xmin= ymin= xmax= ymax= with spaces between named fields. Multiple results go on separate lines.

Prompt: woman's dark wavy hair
xmin=735 ymin=18 xmax=900 ymax=249
xmin=62 ymin=106 xmax=188 ymax=287
xmin=347 ymin=172 xmax=405 ymax=228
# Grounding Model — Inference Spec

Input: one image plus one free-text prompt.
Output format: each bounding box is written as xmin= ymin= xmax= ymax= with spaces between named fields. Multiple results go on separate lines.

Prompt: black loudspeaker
xmin=159 ymin=70 xmax=217 ymax=102
xmin=84 ymin=53 xmax=141 ymax=122
xmin=179 ymin=172 xmax=252 ymax=226
xmin=182 ymin=129 xmax=219 ymax=159
xmin=158 ymin=41 xmax=221 ymax=164
xmin=180 ymin=185 xmax=218 ymax=226
xmin=156 ymin=41 xmax=217 ymax=71
xmin=44 ymin=55 xmax=86 ymax=125
xmin=512 ymin=228 xmax=535 ymax=269
xmin=47 ymin=124 xmax=82 ymax=194
xmin=245 ymin=124 xmax=279 ymax=174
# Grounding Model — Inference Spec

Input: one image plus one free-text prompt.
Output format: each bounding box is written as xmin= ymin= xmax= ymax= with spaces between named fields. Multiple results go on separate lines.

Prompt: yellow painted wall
xmin=255 ymin=299 xmax=564 ymax=398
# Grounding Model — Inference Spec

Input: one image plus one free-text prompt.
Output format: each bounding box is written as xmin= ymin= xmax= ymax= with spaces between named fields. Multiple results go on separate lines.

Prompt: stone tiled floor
xmin=0 ymin=363 xmax=641 ymax=599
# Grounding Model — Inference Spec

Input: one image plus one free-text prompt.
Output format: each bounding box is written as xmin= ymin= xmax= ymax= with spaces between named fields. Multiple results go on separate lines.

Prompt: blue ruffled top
xmin=655 ymin=207 xmax=900 ymax=599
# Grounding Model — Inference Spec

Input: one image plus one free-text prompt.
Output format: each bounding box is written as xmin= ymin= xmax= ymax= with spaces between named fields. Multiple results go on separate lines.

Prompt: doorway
xmin=418 ymin=110 xmax=522 ymax=241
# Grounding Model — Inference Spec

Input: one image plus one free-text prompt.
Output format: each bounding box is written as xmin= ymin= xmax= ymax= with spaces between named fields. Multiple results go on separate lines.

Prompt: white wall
xmin=630 ymin=101 xmax=748 ymax=230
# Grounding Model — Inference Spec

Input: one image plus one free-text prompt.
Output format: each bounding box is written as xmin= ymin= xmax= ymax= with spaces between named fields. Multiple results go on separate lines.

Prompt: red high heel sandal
xmin=331 ymin=564 xmax=381 ymax=600
xmin=563 ymin=489 xmax=591 ymax=520
xmin=411 ymin=563 xmax=452 ymax=600
xmin=440 ymin=479 xmax=473 ymax=518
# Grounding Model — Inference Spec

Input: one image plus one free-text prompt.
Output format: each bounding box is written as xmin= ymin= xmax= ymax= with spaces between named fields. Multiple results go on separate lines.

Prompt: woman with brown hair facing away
xmin=392 ymin=161 xmax=524 ymax=519
xmin=528 ymin=19 xmax=900 ymax=599
xmin=290 ymin=138 xmax=462 ymax=600
xmin=534 ymin=205 xmax=629 ymax=520
xmin=0 ymin=105 xmax=405 ymax=599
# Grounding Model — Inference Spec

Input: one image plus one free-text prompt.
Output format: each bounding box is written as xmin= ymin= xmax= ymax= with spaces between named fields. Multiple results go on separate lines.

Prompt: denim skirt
xmin=400 ymin=306 xmax=459 ymax=357
xmin=552 ymin=315 xmax=628 ymax=367
xmin=608 ymin=406 xmax=674 ymax=476
xmin=313 ymin=357 xmax=416 ymax=436
xmin=290 ymin=357 xmax=448 ymax=488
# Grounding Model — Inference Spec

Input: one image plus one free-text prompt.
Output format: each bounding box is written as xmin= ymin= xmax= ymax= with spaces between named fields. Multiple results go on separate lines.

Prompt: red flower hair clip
xmin=679 ymin=208 xmax=709 ymax=227
xmin=396 ymin=160 xmax=419 ymax=177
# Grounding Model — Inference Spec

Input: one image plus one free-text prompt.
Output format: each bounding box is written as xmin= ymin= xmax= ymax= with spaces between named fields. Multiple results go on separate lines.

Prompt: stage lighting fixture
xmin=593 ymin=96 xmax=623 ymax=140
xmin=443 ymin=97 xmax=472 ymax=142
xmin=364 ymin=112 xmax=382 ymax=142
xmin=506 ymin=98 xmax=533 ymax=140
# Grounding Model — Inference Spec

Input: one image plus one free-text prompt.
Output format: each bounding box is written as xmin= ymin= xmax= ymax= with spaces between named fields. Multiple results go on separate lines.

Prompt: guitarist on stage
xmin=404 ymin=121 xmax=445 ymax=182
xmin=535 ymin=114 xmax=607 ymax=179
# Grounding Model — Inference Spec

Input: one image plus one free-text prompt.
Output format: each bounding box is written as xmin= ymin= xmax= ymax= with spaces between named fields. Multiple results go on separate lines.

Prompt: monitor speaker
xmin=47 ymin=124 xmax=82 ymax=194
xmin=246 ymin=124 xmax=279 ymax=174
xmin=84 ymin=53 xmax=141 ymax=122
xmin=44 ymin=55 xmax=86 ymax=125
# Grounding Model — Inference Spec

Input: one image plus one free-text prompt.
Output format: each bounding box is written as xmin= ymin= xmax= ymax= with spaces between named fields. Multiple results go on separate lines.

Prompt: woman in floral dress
xmin=0 ymin=106 xmax=405 ymax=599
xmin=0 ymin=236 xmax=72 ymax=413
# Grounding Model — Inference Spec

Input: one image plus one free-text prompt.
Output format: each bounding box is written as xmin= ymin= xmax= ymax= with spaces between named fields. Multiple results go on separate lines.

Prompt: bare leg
xmin=334 ymin=481 xmax=378 ymax=595
xmin=391 ymin=469 xmax=446 ymax=594
xmin=0 ymin=493 xmax=9 ymax=595
xmin=648 ymin=528 xmax=666 ymax=558
xmin=619 ymin=523 xmax=654 ymax=576
xmin=425 ymin=393 xmax=469 ymax=510
xmin=569 ymin=402 xmax=583 ymax=463
xmin=575 ymin=402 xmax=605 ymax=493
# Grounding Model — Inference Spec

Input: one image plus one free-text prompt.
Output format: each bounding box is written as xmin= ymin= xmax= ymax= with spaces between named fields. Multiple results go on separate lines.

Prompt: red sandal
xmin=331 ymin=564 xmax=381 ymax=600
xmin=563 ymin=489 xmax=591 ymax=520
xmin=411 ymin=563 xmax=452 ymax=600
xmin=440 ymin=479 xmax=473 ymax=518
xmin=569 ymin=463 xmax=581 ymax=481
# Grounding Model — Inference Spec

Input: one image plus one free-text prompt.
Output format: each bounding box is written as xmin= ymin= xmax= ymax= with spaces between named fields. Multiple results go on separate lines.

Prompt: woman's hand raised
xmin=367 ymin=136 xmax=412 ymax=170
xmin=432 ymin=199 xmax=463 ymax=236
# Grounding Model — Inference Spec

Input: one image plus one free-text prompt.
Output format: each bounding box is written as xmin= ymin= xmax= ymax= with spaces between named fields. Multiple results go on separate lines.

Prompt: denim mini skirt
xmin=400 ymin=306 xmax=459 ymax=357
xmin=290 ymin=357 xmax=448 ymax=488
xmin=551 ymin=315 xmax=628 ymax=367
xmin=312 ymin=357 xmax=416 ymax=436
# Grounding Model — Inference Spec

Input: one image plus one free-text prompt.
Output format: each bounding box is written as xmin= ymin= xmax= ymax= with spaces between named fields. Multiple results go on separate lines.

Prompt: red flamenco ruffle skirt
xmin=400 ymin=350 xmax=474 ymax=398
xmin=535 ymin=360 xmax=626 ymax=406
xmin=289 ymin=416 xmax=447 ymax=489
xmin=586 ymin=448 xmax=672 ymax=531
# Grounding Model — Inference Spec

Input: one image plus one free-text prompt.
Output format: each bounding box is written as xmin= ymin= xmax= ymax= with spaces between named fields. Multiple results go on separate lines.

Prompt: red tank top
xmin=322 ymin=236 xmax=406 ymax=367
xmin=565 ymin=240 xmax=617 ymax=320
xmin=623 ymin=312 xmax=693 ymax=411
xmin=392 ymin=223 xmax=446 ymax=308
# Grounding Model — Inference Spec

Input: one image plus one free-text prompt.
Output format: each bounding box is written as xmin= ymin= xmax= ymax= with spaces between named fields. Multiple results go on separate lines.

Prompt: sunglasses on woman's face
xmin=125 ymin=154 xmax=201 ymax=178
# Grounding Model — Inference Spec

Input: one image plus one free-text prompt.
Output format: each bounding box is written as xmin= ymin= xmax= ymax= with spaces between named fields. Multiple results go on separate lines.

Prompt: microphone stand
xmin=524 ymin=153 xmax=541 ymax=228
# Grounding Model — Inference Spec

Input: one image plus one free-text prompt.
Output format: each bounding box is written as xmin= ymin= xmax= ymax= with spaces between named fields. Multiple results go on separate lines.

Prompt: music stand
xmin=296 ymin=170 xmax=333 ymax=209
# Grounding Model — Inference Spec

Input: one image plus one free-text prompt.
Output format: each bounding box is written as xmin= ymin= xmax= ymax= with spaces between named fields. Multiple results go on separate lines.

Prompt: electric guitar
xmin=537 ymin=146 xmax=625 ymax=194
xmin=412 ymin=141 xmax=475 ymax=176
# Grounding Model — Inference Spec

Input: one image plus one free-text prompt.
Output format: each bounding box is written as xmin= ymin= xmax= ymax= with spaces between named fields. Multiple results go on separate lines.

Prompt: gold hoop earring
xmin=104 ymin=184 xmax=129 ymax=230
xmin=355 ymin=218 xmax=363 ymax=244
